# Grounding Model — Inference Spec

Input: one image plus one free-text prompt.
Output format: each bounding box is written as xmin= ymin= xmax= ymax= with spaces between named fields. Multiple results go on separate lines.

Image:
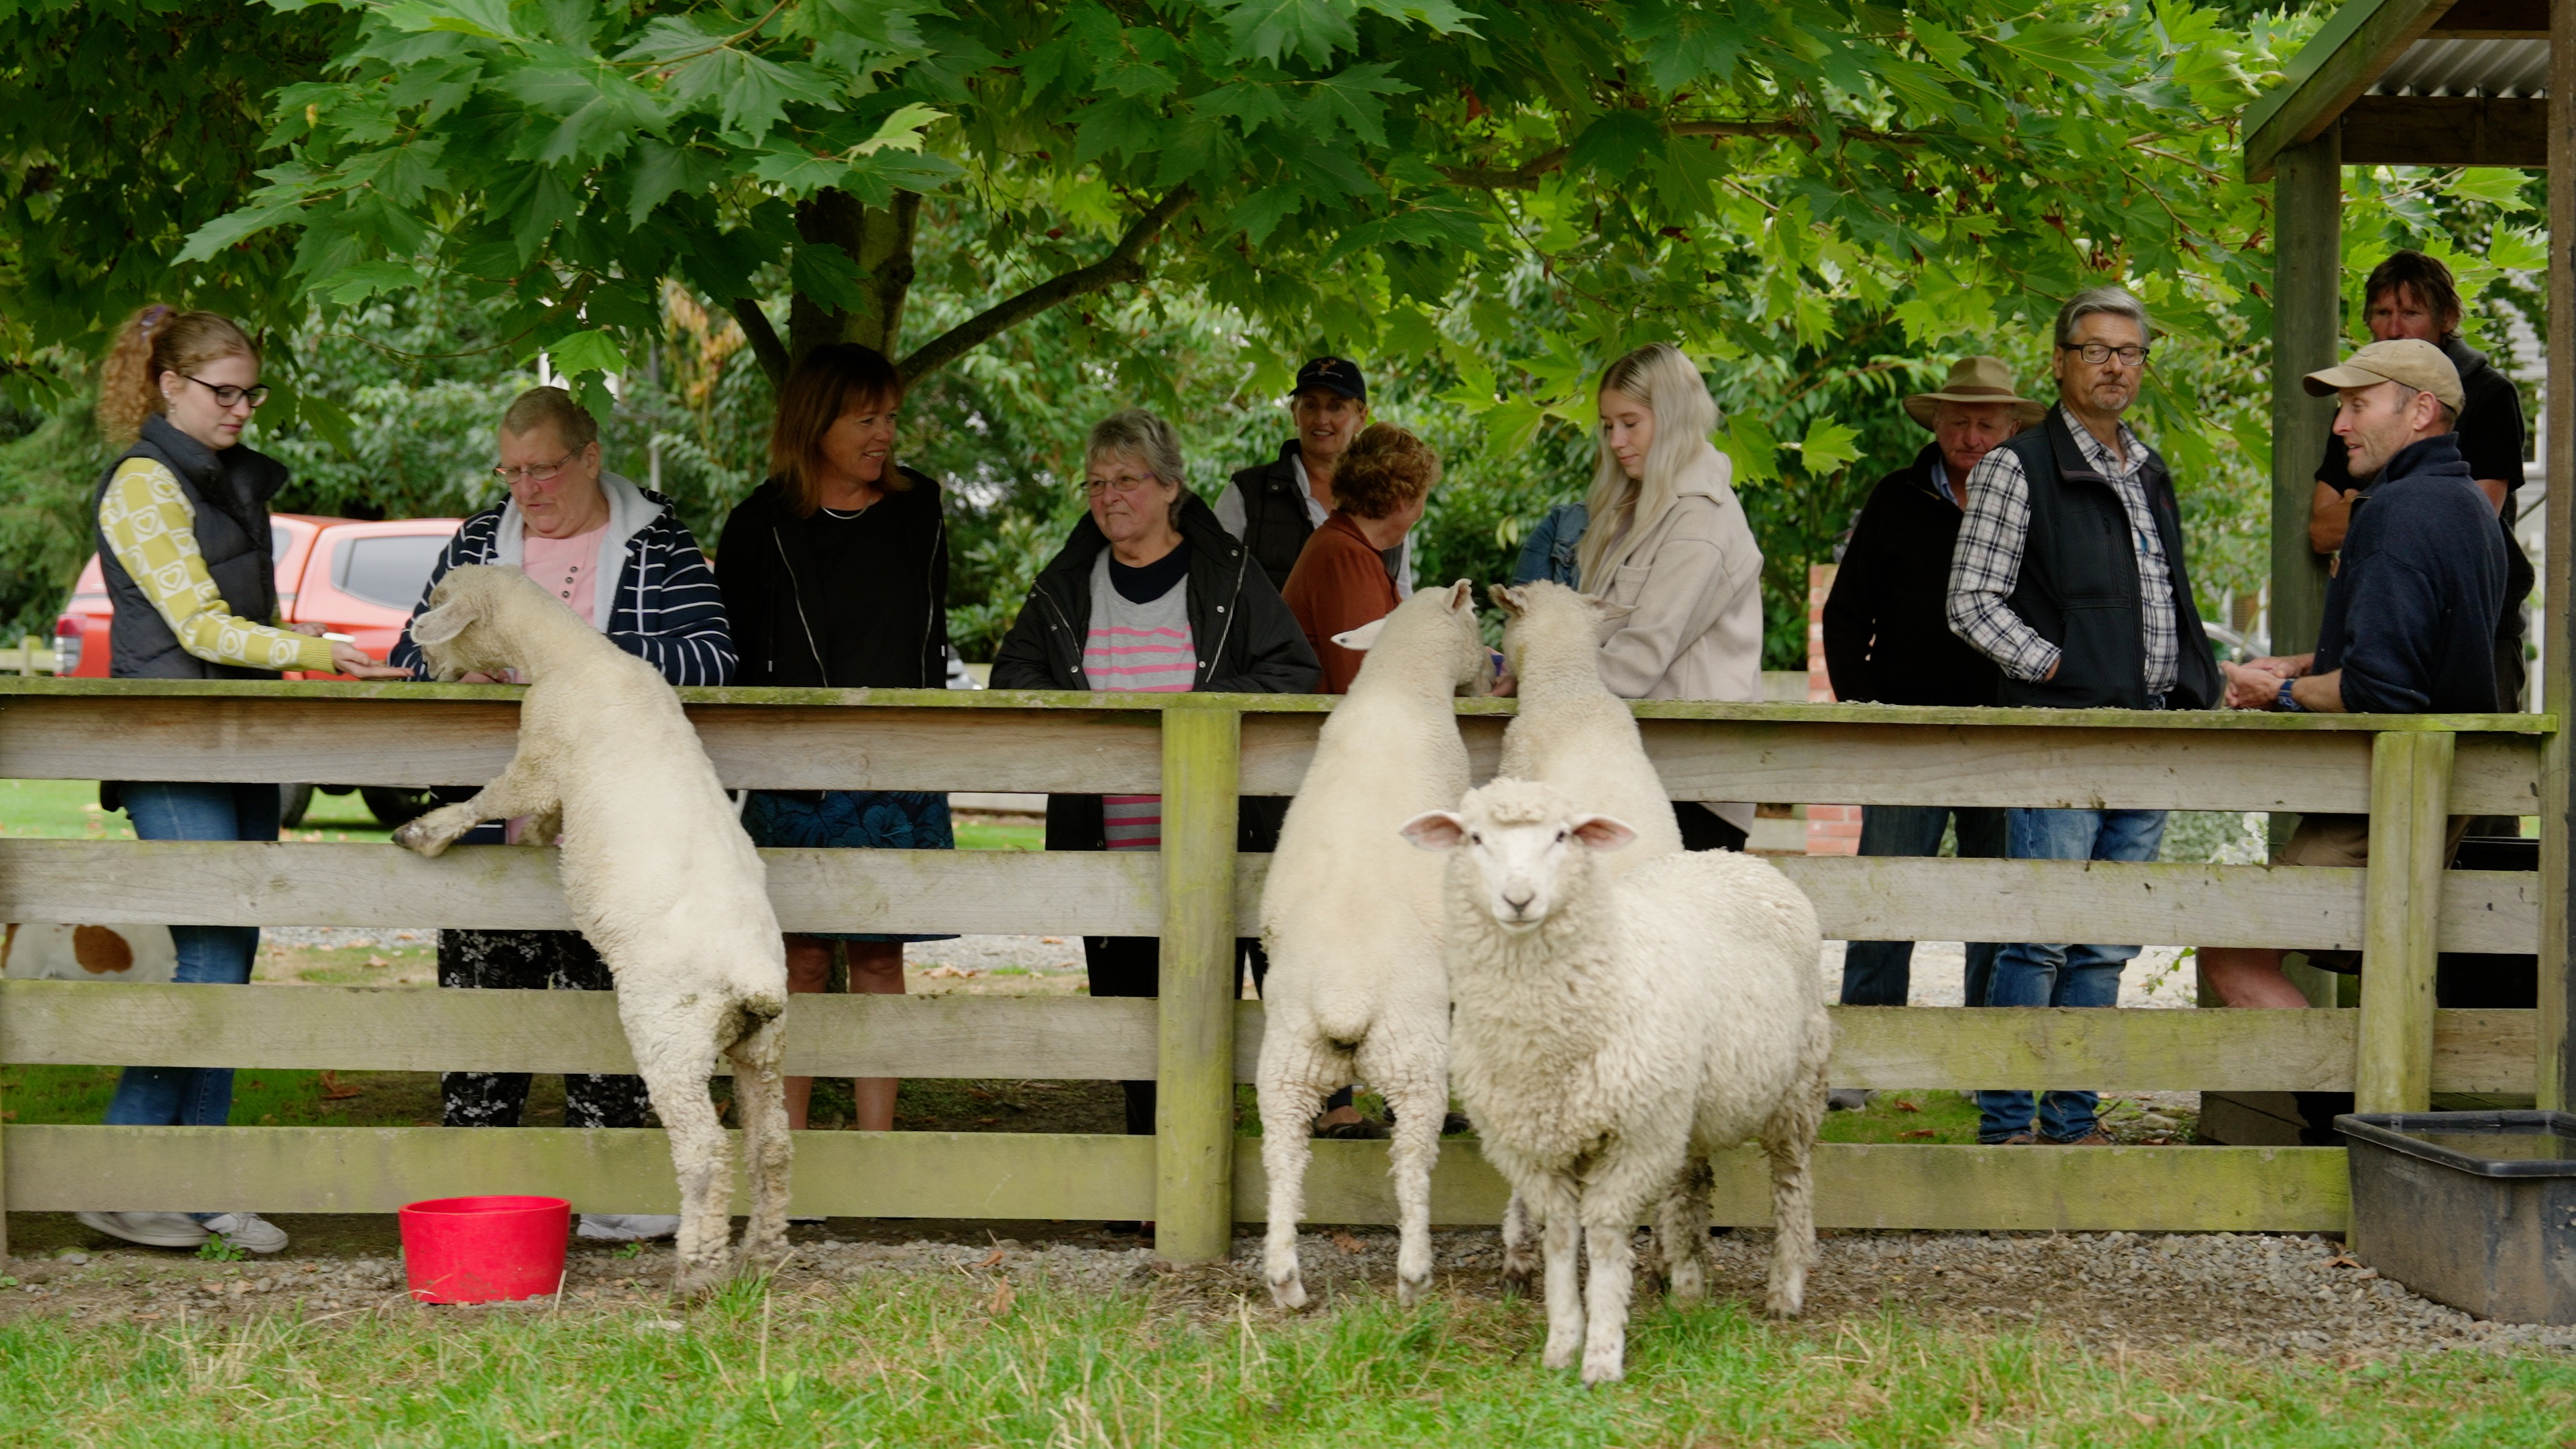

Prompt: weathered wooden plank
xmin=1155 ymin=706 xmax=1240 ymax=1261
xmin=1258 ymin=1139 xmax=2349 ymax=1231
xmin=0 ymin=1125 xmax=1157 ymax=1219
xmin=1 ymin=684 xmax=2543 ymax=810
xmin=2341 ymin=95 xmax=2547 ymax=168
xmin=2244 ymin=0 xmax=2450 ymax=180
xmin=0 ymin=839 xmax=1165 ymax=936
xmin=5 ymin=982 xmax=2532 ymax=1095
xmin=2359 ymin=733 xmax=2453 ymax=1113
xmin=0 ymin=841 xmax=2538 ymax=953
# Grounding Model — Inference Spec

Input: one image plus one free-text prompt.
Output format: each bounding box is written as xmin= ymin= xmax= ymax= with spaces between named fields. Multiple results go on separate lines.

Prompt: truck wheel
xmin=360 ymin=786 xmax=439 ymax=829
xmin=278 ymin=783 xmax=314 ymax=830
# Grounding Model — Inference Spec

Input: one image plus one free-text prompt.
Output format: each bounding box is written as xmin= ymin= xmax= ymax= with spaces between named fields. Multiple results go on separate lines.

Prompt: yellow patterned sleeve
xmin=97 ymin=460 xmax=335 ymax=674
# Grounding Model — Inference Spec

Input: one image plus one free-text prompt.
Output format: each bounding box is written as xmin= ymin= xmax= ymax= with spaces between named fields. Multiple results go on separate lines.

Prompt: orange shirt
xmin=1280 ymin=511 xmax=1401 ymax=694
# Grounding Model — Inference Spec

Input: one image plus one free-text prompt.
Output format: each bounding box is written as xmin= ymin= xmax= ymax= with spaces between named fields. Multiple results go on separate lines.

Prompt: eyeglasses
xmin=2061 ymin=343 xmax=2151 ymax=367
xmin=182 ymin=375 xmax=270 ymax=409
xmin=492 ymin=449 xmax=580 ymax=485
xmin=1083 ymin=472 xmax=1161 ymax=496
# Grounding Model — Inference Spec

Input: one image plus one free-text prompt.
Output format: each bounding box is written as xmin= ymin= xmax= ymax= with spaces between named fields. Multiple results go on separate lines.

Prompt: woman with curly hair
xmin=1280 ymin=423 xmax=1443 ymax=694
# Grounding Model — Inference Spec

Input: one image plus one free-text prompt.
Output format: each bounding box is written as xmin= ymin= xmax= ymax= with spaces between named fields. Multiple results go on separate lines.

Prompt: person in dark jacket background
xmin=991 ymin=409 xmax=1318 ymax=1175
xmin=1215 ymin=356 xmax=1413 ymax=594
xmin=2200 ymin=340 xmax=2504 ymax=1018
xmin=1818 ymin=357 xmax=2037 ymax=1055
xmin=714 ymin=343 xmax=953 ymax=1136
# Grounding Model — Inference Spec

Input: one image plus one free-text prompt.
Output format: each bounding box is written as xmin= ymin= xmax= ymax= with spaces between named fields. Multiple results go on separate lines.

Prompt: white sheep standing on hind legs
xmin=1405 ymin=778 xmax=1830 ymax=1385
xmin=1256 ymin=580 xmax=1493 ymax=1310
xmin=390 ymin=566 xmax=792 ymax=1299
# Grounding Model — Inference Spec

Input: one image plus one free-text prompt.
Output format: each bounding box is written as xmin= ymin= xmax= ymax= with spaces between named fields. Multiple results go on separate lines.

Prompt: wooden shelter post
xmin=2541 ymin=0 xmax=2575 ymax=1110
xmin=2269 ymin=127 xmax=2343 ymax=663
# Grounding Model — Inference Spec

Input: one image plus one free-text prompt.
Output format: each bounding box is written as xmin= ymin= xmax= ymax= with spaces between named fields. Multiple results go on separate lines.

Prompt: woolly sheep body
xmin=392 ymin=566 xmax=792 ymax=1298
xmin=1426 ymin=779 xmax=1830 ymax=1385
xmin=1254 ymin=582 xmax=1492 ymax=1309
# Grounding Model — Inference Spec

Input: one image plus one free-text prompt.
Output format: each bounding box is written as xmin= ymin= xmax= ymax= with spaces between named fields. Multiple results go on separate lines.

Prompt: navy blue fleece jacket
xmin=2314 ymin=433 xmax=2506 ymax=714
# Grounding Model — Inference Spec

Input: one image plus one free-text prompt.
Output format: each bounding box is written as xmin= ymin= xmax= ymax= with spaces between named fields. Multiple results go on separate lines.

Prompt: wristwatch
xmin=2275 ymin=676 xmax=2305 ymax=713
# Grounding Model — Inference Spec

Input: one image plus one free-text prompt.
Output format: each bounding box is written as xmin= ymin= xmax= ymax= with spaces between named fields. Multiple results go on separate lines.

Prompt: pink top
xmin=522 ymin=524 xmax=606 ymax=623
xmin=504 ymin=523 xmax=607 ymax=845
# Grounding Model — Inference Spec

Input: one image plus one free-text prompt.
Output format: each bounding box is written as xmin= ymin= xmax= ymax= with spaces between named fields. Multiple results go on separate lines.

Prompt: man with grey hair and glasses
xmin=1945 ymin=284 xmax=2222 ymax=1148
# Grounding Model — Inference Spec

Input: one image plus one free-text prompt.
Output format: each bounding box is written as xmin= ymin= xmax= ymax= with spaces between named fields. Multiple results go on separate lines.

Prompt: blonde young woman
xmin=78 ymin=307 xmax=407 ymax=1256
xmin=1571 ymin=341 xmax=1766 ymax=851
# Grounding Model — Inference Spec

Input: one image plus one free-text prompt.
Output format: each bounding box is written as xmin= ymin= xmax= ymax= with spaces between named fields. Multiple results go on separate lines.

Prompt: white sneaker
xmin=578 ymin=1213 xmax=680 ymax=1242
xmin=201 ymin=1213 xmax=288 ymax=1254
xmin=76 ymin=1210 xmax=209 ymax=1249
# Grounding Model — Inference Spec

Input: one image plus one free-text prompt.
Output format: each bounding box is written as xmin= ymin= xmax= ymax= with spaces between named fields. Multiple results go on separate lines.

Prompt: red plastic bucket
xmin=399 ymin=1196 xmax=570 ymax=1304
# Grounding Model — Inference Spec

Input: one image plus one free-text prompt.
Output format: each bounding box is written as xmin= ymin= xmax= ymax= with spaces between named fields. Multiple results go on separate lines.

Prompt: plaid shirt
xmin=1946 ymin=406 xmax=2180 ymax=696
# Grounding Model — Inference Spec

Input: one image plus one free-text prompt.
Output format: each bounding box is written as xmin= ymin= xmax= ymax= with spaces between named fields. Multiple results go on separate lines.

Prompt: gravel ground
xmin=5 ymin=1226 xmax=2572 ymax=1361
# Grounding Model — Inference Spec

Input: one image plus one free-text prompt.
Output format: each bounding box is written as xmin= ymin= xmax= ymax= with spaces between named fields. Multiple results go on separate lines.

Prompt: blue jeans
xmin=1977 ymin=806 xmax=2167 ymax=1143
xmin=103 ymin=782 xmax=278 ymax=1130
xmin=1840 ymin=804 xmax=2006 ymax=1007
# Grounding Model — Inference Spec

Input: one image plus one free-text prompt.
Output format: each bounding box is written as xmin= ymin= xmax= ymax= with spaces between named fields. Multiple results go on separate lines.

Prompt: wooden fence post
xmin=2356 ymin=729 xmax=2454 ymax=1115
xmin=1155 ymin=700 xmax=1240 ymax=1261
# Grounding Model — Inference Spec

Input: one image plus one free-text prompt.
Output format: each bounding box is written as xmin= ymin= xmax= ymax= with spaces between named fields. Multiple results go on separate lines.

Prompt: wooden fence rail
xmin=0 ymin=680 xmax=2555 ymax=1256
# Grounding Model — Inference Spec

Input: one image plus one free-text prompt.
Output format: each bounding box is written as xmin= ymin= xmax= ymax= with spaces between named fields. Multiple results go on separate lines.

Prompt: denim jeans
xmin=1840 ymin=804 xmax=2007 ymax=1007
xmin=103 ymin=782 xmax=278 ymax=1129
xmin=1976 ymin=806 xmax=2167 ymax=1142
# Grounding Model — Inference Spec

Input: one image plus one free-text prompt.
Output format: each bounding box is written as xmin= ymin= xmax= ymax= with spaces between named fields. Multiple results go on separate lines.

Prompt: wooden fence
xmin=0 ymin=679 xmax=2552 ymax=1260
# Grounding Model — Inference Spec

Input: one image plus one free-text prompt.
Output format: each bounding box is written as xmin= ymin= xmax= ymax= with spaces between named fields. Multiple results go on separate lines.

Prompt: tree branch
xmin=896 ymin=186 xmax=1195 ymax=383
xmin=1435 ymin=118 xmax=1923 ymax=189
xmin=731 ymin=297 xmax=789 ymax=389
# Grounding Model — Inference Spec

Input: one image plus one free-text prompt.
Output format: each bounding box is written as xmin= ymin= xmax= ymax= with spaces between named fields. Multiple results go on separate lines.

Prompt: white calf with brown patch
xmin=391 ymin=565 xmax=790 ymax=1298
xmin=1406 ymin=778 xmax=1829 ymax=1385
xmin=1254 ymin=581 xmax=1492 ymax=1309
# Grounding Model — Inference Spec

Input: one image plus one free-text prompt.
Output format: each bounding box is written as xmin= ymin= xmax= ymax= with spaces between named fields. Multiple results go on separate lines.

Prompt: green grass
xmin=2 ymin=1277 xmax=2572 ymax=1446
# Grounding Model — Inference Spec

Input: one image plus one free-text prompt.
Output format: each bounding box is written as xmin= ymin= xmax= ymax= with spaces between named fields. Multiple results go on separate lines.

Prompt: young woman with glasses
xmin=76 ymin=305 xmax=409 ymax=1258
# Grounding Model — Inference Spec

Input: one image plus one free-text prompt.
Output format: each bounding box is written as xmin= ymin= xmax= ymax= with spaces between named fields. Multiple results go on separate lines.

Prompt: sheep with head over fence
xmin=391 ymin=564 xmax=792 ymax=1298
xmin=1254 ymin=580 xmax=1493 ymax=1309
xmin=1404 ymin=777 xmax=1830 ymax=1385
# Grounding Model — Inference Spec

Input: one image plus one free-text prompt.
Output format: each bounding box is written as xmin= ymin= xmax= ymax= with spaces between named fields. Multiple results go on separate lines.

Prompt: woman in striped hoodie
xmin=991 ymin=409 xmax=1318 ymax=1166
xmin=390 ymin=384 xmax=735 ymax=1244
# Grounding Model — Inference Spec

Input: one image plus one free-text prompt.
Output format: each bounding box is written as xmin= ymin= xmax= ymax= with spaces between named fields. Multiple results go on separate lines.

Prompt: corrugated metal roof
xmin=2369 ymin=37 xmax=2549 ymax=97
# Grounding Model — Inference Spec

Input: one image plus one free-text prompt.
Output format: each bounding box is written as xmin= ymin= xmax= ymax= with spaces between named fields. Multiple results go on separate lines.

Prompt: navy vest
xmin=91 ymin=413 xmax=288 ymax=680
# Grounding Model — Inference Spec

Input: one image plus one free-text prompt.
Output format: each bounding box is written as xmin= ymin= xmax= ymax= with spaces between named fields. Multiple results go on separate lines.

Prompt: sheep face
xmin=409 ymin=565 xmax=545 ymax=681
xmin=1403 ymin=780 xmax=1634 ymax=932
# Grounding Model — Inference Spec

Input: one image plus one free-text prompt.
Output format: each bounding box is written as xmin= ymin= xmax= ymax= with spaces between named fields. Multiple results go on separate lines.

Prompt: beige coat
xmin=1588 ymin=441 xmax=1764 ymax=832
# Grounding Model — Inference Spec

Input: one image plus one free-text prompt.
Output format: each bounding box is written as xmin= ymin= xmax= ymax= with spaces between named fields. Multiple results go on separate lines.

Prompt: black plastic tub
xmin=2339 ymin=1111 xmax=2576 ymax=1324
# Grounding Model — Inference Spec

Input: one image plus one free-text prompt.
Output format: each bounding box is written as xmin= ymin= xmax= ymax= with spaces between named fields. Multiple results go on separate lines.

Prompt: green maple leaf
xmin=1214 ymin=0 xmax=1358 ymax=68
xmin=547 ymin=327 xmax=629 ymax=378
xmin=1299 ymin=62 xmax=1411 ymax=147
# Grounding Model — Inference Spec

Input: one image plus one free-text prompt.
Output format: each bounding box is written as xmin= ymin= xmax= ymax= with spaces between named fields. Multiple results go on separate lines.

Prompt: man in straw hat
xmin=1945 ymin=284 xmax=2224 ymax=1148
xmin=1818 ymin=357 xmax=2041 ymax=1077
xmin=2196 ymin=339 xmax=2503 ymax=1028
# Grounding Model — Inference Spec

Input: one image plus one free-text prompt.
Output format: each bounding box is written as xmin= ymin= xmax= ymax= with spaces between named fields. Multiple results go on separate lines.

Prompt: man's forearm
xmin=2291 ymin=669 xmax=2345 ymax=713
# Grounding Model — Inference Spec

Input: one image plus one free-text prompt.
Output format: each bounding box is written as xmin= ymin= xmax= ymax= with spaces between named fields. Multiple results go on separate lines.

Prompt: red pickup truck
xmin=55 ymin=514 xmax=460 ymax=826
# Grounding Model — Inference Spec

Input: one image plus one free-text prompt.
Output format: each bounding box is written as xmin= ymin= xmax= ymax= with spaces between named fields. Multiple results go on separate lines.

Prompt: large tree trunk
xmin=789 ymin=188 xmax=920 ymax=364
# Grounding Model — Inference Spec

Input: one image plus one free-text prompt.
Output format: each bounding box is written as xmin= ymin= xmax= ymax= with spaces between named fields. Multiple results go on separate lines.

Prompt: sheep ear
xmin=1488 ymin=584 xmax=1527 ymax=617
xmin=410 ymin=601 xmax=471 ymax=648
xmin=1569 ymin=814 xmax=1638 ymax=851
xmin=1330 ymin=616 xmax=1388 ymax=653
xmin=1444 ymin=579 xmax=1476 ymax=612
xmin=1399 ymin=811 xmax=1468 ymax=851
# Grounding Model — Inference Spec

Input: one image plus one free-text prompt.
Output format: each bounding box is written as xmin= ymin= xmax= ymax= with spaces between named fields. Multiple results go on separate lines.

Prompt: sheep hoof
xmin=1763 ymin=1290 xmax=1805 ymax=1320
xmin=1541 ymin=1336 xmax=1578 ymax=1371
xmin=1395 ymin=1272 xmax=1430 ymax=1309
xmin=1580 ymin=1354 xmax=1625 ymax=1387
xmin=1266 ymin=1276 xmax=1307 ymax=1311
xmin=671 ymin=1261 xmax=731 ymax=1301
xmin=1499 ymin=1261 xmax=1534 ymax=1297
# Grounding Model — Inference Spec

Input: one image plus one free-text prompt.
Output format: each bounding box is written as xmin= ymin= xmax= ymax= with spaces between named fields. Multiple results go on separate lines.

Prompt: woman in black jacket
xmin=714 ymin=343 xmax=951 ymax=1135
xmin=991 ymin=409 xmax=1318 ymax=1166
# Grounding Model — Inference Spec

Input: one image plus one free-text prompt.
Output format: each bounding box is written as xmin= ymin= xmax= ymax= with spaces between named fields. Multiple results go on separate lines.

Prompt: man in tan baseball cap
xmin=2300 ymin=337 xmax=2463 ymax=482
xmin=2195 ymin=334 xmax=2502 ymax=1011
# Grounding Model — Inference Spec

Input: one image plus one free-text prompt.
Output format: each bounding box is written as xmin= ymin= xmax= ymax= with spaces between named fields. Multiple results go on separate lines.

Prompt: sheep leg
xmin=1255 ymin=1067 xmax=1328 ymax=1310
xmin=1576 ymin=1158 xmax=1670 ymax=1387
xmin=726 ymin=1006 xmax=794 ymax=1277
xmin=1759 ymin=1046 xmax=1830 ymax=1319
xmin=625 ymin=995 xmax=737 ymax=1300
xmin=1358 ymin=1034 xmax=1444 ymax=1309
xmin=392 ymin=753 xmax=558 ymax=858
xmin=1499 ymin=1190 xmax=1537 ymax=1295
xmin=1529 ymin=1178 xmax=1585 ymax=1371
xmin=1652 ymin=1157 xmax=1715 ymax=1304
